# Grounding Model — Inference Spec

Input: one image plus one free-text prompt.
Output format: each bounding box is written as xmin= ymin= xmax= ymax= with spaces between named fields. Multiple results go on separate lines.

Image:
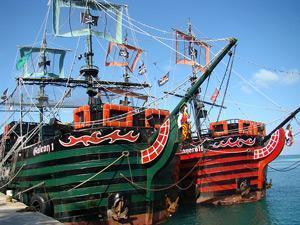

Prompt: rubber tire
xmin=30 ymin=194 xmax=53 ymax=216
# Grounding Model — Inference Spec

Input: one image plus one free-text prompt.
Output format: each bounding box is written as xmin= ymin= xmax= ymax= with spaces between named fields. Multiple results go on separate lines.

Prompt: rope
xmin=268 ymin=159 xmax=300 ymax=172
xmin=238 ymin=56 xmax=300 ymax=76
xmin=93 ymin=0 xmax=215 ymax=67
xmin=197 ymin=51 xmax=233 ymax=129
xmin=121 ymin=152 xmax=206 ymax=192
xmin=15 ymin=181 xmax=45 ymax=198
xmin=217 ymin=46 xmax=236 ymax=121
xmin=0 ymin=164 xmax=25 ymax=189
xmin=67 ymin=151 xmax=129 ymax=191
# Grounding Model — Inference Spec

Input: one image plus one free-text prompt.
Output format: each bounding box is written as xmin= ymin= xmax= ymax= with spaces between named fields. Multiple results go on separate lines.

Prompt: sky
xmin=0 ymin=0 xmax=299 ymax=154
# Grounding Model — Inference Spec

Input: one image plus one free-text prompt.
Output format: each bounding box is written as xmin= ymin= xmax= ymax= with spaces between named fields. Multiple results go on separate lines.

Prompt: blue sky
xmin=0 ymin=0 xmax=299 ymax=154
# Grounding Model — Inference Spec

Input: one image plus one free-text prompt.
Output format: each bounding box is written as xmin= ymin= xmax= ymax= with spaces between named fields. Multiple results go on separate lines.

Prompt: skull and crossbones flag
xmin=80 ymin=12 xmax=99 ymax=26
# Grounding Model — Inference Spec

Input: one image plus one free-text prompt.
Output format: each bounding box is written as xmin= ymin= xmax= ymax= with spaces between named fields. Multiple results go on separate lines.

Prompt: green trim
xmin=16 ymin=169 xmax=145 ymax=187
xmin=49 ymin=183 xmax=145 ymax=200
xmin=18 ymin=157 xmax=140 ymax=177
xmin=16 ymin=142 xmax=147 ymax=167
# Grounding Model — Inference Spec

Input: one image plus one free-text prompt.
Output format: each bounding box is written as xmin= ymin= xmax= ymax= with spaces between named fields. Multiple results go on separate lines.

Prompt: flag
xmin=285 ymin=124 xmax=294 ymax=146
xmin=158 ymin=72 xmax=169 ymax=86
xmin=80 ymin=12 xmax=99 ymax=26
xmin=189 ymin=46 xmax=198 ymax=58
xmin=38 ymin=56 xmax=51 ymax=68
xmin=16 ymin=50 xmax=32 ymax=70
xmin=119 ymin=49 xmax=129 ymax=58
xmin=210 ymin=88 xmax=220 ymax=102
xmin=138 ymin=63 xmax=147 ymax=75
xmin=18 ymin=77 xmax=24 ymax=85
xmin=1 ymin=88 xmax=8 ymax=101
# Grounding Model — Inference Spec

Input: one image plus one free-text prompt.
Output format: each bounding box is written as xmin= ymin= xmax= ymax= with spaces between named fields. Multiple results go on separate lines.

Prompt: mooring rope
xmin=121 ymin=151 xmax=206 ymax=192
xmin=0 ymin=164 xmax=25 ymax=189
xmin=67 ymin=151 xmax=129 ymax=191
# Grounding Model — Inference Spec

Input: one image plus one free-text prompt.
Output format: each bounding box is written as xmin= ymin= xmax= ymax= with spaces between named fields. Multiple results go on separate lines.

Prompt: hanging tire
xmin=30 ymin=194 xmax=53 ymax=216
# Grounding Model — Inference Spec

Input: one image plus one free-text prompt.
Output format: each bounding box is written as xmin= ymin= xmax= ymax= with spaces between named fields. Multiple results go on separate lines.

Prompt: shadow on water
xmin=165 ymin=200 xmax=274 ymax=225
xmin=164 ymin=155 xmax=300 ymax=225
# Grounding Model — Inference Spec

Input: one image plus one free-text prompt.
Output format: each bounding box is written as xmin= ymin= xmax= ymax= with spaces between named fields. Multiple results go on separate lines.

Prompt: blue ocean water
xmin=165 ymin=155 xmax=300 ymax=225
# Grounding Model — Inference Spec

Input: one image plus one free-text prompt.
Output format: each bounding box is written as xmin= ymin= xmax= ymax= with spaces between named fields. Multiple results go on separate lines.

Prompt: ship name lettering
xmin=33 ymin=143 xmax=54 ymax=156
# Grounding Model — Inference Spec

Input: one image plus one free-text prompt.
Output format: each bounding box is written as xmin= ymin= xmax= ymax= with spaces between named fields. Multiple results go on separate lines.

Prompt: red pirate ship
xmin=171 ymin=23 xmax=300 ymax=205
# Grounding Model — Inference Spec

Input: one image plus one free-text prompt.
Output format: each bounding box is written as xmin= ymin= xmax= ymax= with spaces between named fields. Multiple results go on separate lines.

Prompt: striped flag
xmin=210 ymin=88 xmax=220 ymax=102
xmin=138 ymin=63 xmax=147 ymax=75
xmin=158 ymin=72 xmax=169 ymax=86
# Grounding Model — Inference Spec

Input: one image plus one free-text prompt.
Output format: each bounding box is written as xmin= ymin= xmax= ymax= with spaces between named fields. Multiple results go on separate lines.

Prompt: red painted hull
xmin=176 ymin=128 xmax=285 ymax=205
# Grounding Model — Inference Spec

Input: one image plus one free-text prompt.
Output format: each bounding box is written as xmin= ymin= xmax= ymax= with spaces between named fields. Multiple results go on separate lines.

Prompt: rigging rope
xmin=268 ymin=159 xmax=300 ymax=172
xmin=217 ymin=46 xmax=236 ymax=121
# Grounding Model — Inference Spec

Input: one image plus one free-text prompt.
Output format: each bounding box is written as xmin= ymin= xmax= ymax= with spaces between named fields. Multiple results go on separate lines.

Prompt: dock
xmin=0 ymin=193 xmax=63 ymax=225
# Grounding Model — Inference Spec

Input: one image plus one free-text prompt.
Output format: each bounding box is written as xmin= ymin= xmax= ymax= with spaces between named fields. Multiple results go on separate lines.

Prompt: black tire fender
xmin=30 ymin=194 xmax=53 ymax=216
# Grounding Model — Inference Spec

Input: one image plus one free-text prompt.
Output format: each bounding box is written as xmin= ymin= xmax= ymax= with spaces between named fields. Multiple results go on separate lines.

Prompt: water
xmin=165 ymin=155 xmax=300 ymax=225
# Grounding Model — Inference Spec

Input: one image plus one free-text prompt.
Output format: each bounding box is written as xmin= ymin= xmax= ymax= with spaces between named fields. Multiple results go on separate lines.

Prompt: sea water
xmin=165 ymin=155 xmax=300 ymax=225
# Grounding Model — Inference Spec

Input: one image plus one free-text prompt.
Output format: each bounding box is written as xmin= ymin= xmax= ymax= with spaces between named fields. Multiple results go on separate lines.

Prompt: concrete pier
xmin=0 ymin=193 xmax=63 ymax=225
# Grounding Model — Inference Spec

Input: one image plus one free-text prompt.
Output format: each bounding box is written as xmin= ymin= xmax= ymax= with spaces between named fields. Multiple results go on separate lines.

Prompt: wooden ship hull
xmin=3 ymin=115 xmax=180 ymax=224
xmin=176 ymin=119 xmax=286 ymax=205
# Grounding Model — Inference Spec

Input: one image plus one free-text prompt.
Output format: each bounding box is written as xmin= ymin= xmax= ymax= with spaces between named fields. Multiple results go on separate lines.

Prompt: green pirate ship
xmin=0 ymin=0 xmax=236 ymax=224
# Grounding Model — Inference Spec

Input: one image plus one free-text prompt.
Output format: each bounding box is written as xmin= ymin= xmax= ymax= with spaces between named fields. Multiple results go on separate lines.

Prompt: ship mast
xmin=81 ymin=5 xmax=99 ymax=104
xmin=187 ymin=21 xmax=203 ymax=137
xmin=37 ymin=37 xmax=49 ymax=125
xmin=122 ymin=33 xmax=130 ymax=106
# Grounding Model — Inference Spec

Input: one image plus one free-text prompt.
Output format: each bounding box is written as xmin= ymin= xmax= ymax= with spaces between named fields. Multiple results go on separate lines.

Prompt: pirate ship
xmin=0 ymin=0 xmax=238 ymax=224
xmin=172 ymin=24 xmax=300 ymax=205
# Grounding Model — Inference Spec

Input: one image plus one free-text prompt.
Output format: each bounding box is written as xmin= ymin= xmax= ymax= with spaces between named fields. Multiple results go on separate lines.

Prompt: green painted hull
xmin=8 ymin=119 xmax=179 ymax=224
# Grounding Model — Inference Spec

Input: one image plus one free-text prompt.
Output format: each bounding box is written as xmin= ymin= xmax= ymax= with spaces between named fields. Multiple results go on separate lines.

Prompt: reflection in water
xmin=166 ymin=200 xmax=273 ymax=225
xmin=165 ymin=155 xmax=300 ymax=225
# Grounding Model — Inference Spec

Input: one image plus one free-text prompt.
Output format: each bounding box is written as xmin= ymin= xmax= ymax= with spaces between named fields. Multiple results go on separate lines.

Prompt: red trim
xmin=197 ymin=171 xmax=258 ymax=185
xmin=73 ymin=105 xmax=91 ymax=129
xmin=102 ymin=104 xmax=133 ymax=128
xmin=257 ymin=128 xmax=285 ymax=188
xmin=141 ymin=119 xmax=170 ymax=164
xmin=179 ymin=155 xmax=253 ymax=170
xmin=59 ymin=130 xmax=139 ymax=147
xmin=199 ymin=180 xmax=258 ymax=193
xmin=198 ymin=163 xmax=258 ymax=176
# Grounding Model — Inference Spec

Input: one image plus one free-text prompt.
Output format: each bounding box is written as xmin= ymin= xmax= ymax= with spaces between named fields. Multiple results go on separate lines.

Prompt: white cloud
xmin=240 ymin=68 xmax=300 ymax=94
xmin=253 ymin=69 xmax=279 ymax=88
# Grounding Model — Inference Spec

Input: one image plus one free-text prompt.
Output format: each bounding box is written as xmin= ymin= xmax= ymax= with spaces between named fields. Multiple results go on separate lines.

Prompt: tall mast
xmin=187 ymin=21 xmax=202 ymax=137
xmin=80 ymin=4 xmax=99 ymax=104
xmin=122 ymin=33 xmax=129 ymax=106
xmin=188 ymin=20 xmax=197 ymax=82
xmin=37 ymin=36 xmax=49 ymax=140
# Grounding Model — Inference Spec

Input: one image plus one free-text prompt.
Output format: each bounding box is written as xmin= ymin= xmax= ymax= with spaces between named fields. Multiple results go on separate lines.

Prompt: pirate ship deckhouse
xmin=0 ymin=1 xmax=239 ymax=224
